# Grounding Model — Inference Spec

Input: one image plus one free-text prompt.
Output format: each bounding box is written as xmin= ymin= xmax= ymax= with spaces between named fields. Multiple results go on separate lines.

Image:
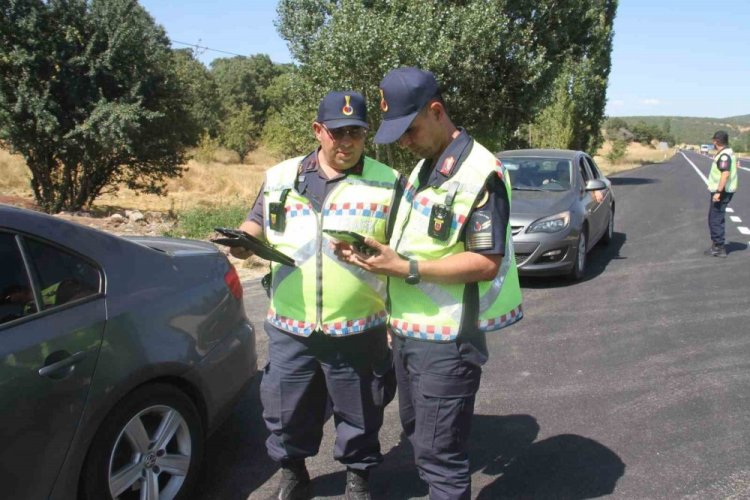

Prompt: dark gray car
xmin=496 ymin=149 xmax=615 ymax=280
xmin=0 ymin=204 xmax=257 ymax=499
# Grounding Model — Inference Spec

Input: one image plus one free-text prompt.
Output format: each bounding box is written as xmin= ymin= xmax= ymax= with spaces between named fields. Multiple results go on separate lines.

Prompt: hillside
xmin=615 ymin=115 xmax=750 ymax=146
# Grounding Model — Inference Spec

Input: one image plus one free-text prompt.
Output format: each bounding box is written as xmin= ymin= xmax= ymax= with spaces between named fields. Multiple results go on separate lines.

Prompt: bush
xmin=606 ymin=139 xmax=628 ymax=164
xmin=166 ymin=204 xmax=248 ymax=240
xmin=192 ymin=132 xmax=222 ymax=163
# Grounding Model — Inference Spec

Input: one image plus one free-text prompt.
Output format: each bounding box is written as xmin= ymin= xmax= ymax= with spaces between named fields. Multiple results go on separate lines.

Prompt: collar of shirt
xmin=300 ymin=148 xmax=365 ymax=181
xmin=418 ymin=128 xmax=473 ymax=189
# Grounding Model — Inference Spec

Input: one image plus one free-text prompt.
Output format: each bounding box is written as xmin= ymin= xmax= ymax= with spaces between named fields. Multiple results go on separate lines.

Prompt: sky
xmin=140 ymin=0 xmax=750 ymax=119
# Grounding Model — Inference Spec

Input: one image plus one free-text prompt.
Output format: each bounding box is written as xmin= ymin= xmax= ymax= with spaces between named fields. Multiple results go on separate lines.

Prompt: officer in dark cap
xmin=336 ymin=68 xmax=523 ymax=500
xmin=231 ymin=91 xmax=400 ymax=500
xmin=705 ymin=130 xmax=739 ymax=258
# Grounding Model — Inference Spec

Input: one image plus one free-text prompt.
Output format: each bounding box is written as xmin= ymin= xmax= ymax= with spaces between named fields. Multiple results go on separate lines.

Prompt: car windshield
xmin=501 ymin=157 xmax=572 ymax=192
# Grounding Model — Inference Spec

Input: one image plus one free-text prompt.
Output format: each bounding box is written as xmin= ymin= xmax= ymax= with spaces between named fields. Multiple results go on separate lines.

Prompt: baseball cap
xmin=316 ymin=91 xmax=368 ymax=129
xmin=712 ymin=130 xmax=729 ymax=144
xmin=374 ymin=67 xmax=440 ymax=144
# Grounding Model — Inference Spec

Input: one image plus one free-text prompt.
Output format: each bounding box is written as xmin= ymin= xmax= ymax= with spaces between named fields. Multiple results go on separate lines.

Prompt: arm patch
xmin=718 ymin=154 xmax=731 ymax=171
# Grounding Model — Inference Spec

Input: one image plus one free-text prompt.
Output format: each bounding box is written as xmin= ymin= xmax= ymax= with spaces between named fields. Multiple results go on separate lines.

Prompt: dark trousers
xmin=392 ymin=332 xmax=488 ymax=500
xmin=260 ymin=324 xmax=393 ymax=470
xmin=708 ymin=192 xmax=734 ymax=245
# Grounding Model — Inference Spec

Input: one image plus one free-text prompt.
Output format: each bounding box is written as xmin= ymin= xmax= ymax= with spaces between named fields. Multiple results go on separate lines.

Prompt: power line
xmin=171 ymin=39 xmax=245 ymax=58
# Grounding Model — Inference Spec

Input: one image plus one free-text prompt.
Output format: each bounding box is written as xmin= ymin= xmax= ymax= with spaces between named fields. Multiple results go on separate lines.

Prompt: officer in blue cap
xmin=231 ymin=91 xmax=401 ymax=500
xmin=336 ymin=68 xmax=523 ymax=500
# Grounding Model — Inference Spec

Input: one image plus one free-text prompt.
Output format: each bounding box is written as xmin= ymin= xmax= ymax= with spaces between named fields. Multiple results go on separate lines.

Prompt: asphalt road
xmin=196 ymin=151 xmax=750 ymax=499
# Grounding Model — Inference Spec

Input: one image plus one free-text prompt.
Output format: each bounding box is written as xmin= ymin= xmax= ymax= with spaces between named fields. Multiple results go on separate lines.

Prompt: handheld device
xmin=323 ymin=230 xmax=377 ymax=255
xmin=211 ymin=227 xmax=296 ymax=267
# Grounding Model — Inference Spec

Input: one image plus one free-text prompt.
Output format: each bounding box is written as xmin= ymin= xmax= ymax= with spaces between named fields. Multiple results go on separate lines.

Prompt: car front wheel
xmin=569 ymin=230 xmax=587 ymax=281
xmin=81 ymin=383 xmax=204 ymax=500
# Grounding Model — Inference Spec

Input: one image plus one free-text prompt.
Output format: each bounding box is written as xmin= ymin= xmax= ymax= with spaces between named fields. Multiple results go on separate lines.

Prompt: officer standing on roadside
xmin=336 ymin=68 xmax=523 ymax=500
xmin=704 ymin=130 xmax=738 ymax=258
xmin=231 ymin=91 xmax=400 ymax=500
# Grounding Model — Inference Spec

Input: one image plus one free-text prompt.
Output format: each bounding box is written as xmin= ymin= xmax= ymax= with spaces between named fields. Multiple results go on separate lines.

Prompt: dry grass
xmin=0 ymin=146 xmax=281 ymax=212
xmin=0 ymin=149 xmax=33 ymax=197
xmin=594 ymin=141 xmax=677 ymax=176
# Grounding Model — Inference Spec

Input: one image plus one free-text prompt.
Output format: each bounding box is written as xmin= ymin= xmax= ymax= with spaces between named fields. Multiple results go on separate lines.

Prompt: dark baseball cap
xmin=374 ymin=67 xmax=440 ymax=144
xmin=316 ymin=91 xmax=368 ymax=129
xmin=712 ymin=130 xmax=729 ymax=144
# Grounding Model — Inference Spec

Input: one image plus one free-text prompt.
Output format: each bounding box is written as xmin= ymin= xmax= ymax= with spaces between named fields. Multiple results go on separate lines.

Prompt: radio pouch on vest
xmin=269 ymin=189 xmax=290 ymax=232
xmin=428 ymin=182 xmax=459 ymax=241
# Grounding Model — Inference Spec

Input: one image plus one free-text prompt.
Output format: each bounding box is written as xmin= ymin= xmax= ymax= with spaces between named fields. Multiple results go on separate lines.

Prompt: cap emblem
xmin=379 ymin=88 xmax=389 ymax=112
xmin=342 ymin=95 xmax=354 ymax=116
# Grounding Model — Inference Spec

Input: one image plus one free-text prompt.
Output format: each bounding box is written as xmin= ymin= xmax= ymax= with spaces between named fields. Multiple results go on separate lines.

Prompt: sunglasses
xmin=323 ymin=125 xmax=368 ymax=141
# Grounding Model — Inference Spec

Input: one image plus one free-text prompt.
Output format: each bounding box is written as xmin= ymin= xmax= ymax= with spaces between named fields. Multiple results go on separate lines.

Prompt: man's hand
xmin=229 ymin=246 xmax=254 ymax=260
xmin=712 ymin=192 xmax=721 ymax=202
xmin=333 ymin=238 xmax=408 ymax=278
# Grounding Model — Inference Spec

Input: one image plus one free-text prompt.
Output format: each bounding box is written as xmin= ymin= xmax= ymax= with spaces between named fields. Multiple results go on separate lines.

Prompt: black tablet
xmin=323 ymin=230 xmax=377 ymax=255
xmin=212 ymin=227 xmax=296 ymax=267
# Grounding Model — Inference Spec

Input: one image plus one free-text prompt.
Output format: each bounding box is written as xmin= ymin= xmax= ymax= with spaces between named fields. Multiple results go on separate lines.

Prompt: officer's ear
xmin=313 ymin=121 xmax=325 ymax=141
xmin=426 ymin=100 xmax=446 ymax=122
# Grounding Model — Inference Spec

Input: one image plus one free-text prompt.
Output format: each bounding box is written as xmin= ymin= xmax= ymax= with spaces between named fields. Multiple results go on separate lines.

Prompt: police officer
xmin=337 ymin=68 xmax=523 ymax=499
xmin=704 ymin=130 xmax=739 ymax=258
xmin=231 ymin=91 xmax=400 ymax=500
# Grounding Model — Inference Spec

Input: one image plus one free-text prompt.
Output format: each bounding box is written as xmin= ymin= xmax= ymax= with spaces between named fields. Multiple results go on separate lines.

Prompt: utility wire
xmin=171 ymin=39 xmax=245 ymax=58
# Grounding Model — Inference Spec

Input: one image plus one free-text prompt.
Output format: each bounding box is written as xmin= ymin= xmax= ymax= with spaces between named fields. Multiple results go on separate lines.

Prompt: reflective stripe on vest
xmin=263 ymin=156 xmax=399 ymax=337
xmin=708 ymin=147 xmax=739 ymax=193
xmin=389 ymin=141 xmax=523 ymax=341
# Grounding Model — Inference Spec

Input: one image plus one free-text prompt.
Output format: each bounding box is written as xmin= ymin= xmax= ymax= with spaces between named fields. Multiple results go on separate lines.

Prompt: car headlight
xmin=527 ymin=211 xmax=570 ymax=233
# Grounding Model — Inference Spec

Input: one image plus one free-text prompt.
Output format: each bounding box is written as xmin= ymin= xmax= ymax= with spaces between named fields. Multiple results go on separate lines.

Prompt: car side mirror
xmin=585 ymin=179 xmax=607 ymax=191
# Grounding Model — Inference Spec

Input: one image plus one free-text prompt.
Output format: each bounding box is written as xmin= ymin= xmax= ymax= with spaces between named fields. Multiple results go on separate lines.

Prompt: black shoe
xmin=345 ymin=468 xmax=371 ymax=500
xmin=714 ymin=245 xmax=727 ymax=258
xmin=270 ymin=460 xmax=311 ymax=500
xmin=704 ymin=244 xmax=719 ymax=256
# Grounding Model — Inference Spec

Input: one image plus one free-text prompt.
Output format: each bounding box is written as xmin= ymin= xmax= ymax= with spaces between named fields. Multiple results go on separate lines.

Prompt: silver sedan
xmin=497 ymin=149 xmax=615 ymax=281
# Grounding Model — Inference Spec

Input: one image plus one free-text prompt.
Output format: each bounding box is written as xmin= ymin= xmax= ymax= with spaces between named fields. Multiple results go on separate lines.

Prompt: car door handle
xmin=38 ymin=351 xmax=87 ymax=378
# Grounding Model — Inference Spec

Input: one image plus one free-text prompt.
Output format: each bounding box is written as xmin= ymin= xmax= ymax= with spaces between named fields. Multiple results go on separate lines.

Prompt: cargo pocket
xmin=259 ymin=362 xmax=282 ymax=428
xmin=372 ymin=348 xmax=396 ymax=408
xmin=418 ymin=371 xmax=479 ymax=452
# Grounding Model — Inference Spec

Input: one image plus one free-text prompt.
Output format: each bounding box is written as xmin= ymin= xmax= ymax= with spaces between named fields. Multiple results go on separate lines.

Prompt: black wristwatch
xmin=405 ymin=259 xmax=421 ymax=285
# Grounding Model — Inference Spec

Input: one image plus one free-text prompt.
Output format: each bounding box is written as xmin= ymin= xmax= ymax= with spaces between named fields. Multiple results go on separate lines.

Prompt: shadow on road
xmin=195 ymin=375 xmax=274 ymax=500
xmin=725 ymin=241 xmax=748 ymax=255
xmin=609 ymin=177 xmax=659 ymax=186
xmin=312 ymin=414 xmax=625 ymax=499
xmin=521 ymin=231 xmax=627 ymax=289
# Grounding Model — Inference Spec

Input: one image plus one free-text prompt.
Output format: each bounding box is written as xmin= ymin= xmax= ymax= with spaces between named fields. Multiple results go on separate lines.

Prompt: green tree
xmin=222 ymin=104 xmax=261 ymax=163
xmin=275 ymin=0 xmax=616 ymax=169
xmin=0 ymin=0 xmax=194 ymax=213
xmin=527 ymin=72 xmax=575 ymax=149
xmin=172 ymin=48 xmax=222 ymax=140
xmin=211 ymin=54 xmax=282 ymax=125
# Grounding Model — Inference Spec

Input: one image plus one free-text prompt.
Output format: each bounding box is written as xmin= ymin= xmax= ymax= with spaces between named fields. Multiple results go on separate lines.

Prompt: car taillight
xmin=224 ymin=265 xmax=243 ymax=300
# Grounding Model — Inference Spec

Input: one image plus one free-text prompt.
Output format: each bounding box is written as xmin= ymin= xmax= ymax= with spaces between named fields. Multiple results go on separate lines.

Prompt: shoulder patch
xmin=466 ymin=211 xmax=494 ymax=251
xmin=718 ymin=154 xmax=731 ymax=170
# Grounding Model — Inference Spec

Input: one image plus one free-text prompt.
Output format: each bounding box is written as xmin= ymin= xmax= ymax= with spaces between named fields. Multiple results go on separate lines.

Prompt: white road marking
xmin=738 ymin=227 xmax=750 ymax=235
xmin=727 ymin=208 xmax=734 ymax=213
xmin=730 ymin=216 xmax=742 ymax=223
xmin=740 ymin=166 xmax=750 ymax=172
xmin=680 ymin=152 xmax=709 ymax=185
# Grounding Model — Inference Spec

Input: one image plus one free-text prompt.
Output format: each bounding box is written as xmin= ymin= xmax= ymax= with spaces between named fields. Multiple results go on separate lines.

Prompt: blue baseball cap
xmin=374 ymin=67 xmax=440 ymax=144
xmin=316 ymin=91 xmax=368 ymax=129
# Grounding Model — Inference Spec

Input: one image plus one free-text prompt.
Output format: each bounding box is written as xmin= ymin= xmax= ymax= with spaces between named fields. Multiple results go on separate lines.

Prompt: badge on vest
xmin=428 ymin=204 xmax=453 ymax=240
xmin=269 ymin=202 xmax=286 ymax=232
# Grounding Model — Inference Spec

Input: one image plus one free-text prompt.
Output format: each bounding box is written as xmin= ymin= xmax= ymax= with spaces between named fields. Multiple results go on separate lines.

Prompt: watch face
xmin=405 ymin=275 xmax=419 ymax=285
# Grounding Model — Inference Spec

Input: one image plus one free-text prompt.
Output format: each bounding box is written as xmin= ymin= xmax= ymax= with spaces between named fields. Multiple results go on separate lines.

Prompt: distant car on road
xmin=496 ymin=149 xmax=615 ymax=280
xmin=0 ymin=204 xmax=258 ymax=500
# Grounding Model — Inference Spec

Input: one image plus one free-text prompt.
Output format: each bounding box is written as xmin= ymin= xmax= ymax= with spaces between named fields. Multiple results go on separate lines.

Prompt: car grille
xmin=515 ymin=252 xmax=531 ymax=265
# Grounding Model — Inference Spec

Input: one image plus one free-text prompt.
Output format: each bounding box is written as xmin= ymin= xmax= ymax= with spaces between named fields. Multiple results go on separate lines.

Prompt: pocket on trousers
xmin=372 ymin=348 xmax=396 ymax=408
xmin=417 ymin=371 xmax=479 ymax=452
xmin=260 ymin=362 xmax=281 ymax=423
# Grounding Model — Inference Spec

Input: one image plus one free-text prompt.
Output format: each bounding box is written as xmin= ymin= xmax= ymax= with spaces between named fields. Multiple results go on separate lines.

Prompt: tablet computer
xmin=323 ymin=230 xmax=377 ymax=255
xmin=212 ymin=227 xmax=296 ymax=267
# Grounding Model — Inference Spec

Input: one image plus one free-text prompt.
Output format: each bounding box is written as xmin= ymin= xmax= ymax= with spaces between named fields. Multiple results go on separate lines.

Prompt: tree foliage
xmin=275 ymin=0 xmax=618 ymax=167
xmin=0 ymin=0 xmax=195 ymax=213
xmin=172 ymin=48 xmax=222 ymax=140
xmin=222 ymin=104 xmax=261 ymax=163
